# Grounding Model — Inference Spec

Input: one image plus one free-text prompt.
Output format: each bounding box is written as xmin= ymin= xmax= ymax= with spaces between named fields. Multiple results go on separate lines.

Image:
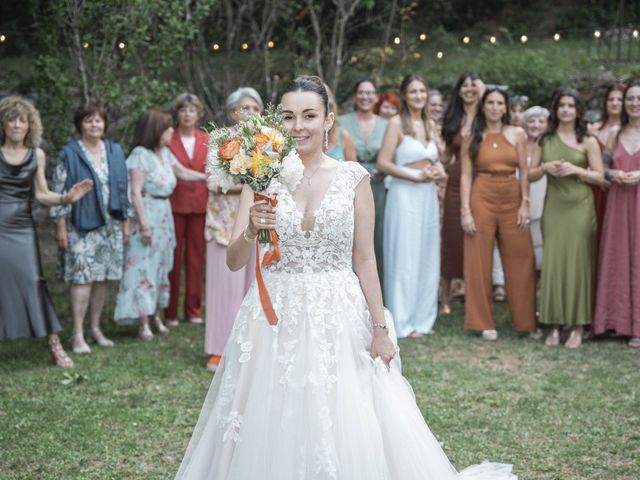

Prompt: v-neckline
xmin=619 ymin=140 xmax=640 ymax=157
xmin=289 ymin=162 xmax=341 ymax=219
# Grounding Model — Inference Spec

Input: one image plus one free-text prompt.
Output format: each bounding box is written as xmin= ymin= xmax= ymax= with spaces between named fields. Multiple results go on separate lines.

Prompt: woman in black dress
xmin=0 ymin=95 xmax=92 ymax=367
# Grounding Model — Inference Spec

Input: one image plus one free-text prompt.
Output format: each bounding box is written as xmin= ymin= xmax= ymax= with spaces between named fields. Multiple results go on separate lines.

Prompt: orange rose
xmin=253 ymin=133 xmax=271 ymax=150
xmin=218 ymin=137 xmax=241 ymax=161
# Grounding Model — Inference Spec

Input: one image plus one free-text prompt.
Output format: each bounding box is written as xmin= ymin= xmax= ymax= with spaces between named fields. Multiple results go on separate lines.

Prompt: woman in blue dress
xmin=377 ymin=74 xmax=446 ymax=338
xmin=324 ymin=83 xmax=356 ymax=162
xmin=114 ymin=109 xmax=206 ymax=340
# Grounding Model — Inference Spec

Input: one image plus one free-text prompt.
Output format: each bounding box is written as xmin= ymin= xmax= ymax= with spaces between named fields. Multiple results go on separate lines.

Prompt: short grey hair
xmin=523 ymin=106 xmax=550 ymax=122
xmin=225 ymin=87 xmax=264 ymax=112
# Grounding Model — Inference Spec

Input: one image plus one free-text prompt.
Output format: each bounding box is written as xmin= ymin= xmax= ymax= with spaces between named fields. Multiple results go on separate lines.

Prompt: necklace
xmin=302 ymin=163 xmax=323 ymax=186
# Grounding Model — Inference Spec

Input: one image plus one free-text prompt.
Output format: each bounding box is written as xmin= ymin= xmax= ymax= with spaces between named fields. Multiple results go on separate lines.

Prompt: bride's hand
xmin=370 ymin=329 xmax=396 ymax=366
xmin=248 ymin=200 xmax=276 ymax=236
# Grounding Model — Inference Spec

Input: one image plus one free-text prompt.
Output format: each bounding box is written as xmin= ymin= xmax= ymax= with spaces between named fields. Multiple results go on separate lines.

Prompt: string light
xmin=212 ymin=43 xmax=220 ymax=51
xmin=553 ymin=33 xmax=561 ymax=41
xmin=419 ymin=33 xmax=427 ymax=41
xmin=0 ymin=34 xmax=6 ymax=43
xmin=633 ymin=30 xmax=639 ymax=38
xmin=393 ymin=36 xmax=401 ymax=45
xmin=241 ymin=42 xmax=249 ymax=50
xmin=267 ymin=40 xmax=275 ymax=48
xmin=118 ymin=41 xmax=126 ymax=49
xmin=489 ymin=36 xmax=497 ymax=44
xmin=349 ymin=55 xmax=358 ymax=64
xmin=82 ymin=41 xmax=89 ymax=49
xmin=413 ymin=52 xmax=421 ymax=59
xmin=436 ymin=51 xmax=444 ymax=59
xmin=520 ymin=35 xmax=528 ymax=43
xmin=462 ymin=36 xmax=470 ymax=44
xmin=594 ymin=30 xmax=602 ymax=38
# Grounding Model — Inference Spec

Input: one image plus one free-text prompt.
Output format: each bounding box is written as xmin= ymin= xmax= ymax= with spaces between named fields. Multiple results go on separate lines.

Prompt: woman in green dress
xmin=339 ymin=79 xmax=388 ymax=283
xmin=528 ymin=87 xmax=604 ymax=348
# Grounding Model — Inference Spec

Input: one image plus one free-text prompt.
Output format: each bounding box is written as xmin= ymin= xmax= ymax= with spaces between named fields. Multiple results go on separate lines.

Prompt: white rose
xmin=279 ymin=150 xmax=304 ymax=193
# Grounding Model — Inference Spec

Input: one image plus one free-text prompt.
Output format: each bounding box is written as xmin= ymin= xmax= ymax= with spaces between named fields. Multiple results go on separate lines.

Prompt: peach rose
xmin=253 ymin=133 xmax=271 ymax=150
xmin=218 ymin=137 xmax=241 ymax=161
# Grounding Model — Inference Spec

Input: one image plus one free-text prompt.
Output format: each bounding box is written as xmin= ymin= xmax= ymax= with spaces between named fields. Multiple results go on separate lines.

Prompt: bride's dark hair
xmin=282 ymin=76 xmax=330 ymax=116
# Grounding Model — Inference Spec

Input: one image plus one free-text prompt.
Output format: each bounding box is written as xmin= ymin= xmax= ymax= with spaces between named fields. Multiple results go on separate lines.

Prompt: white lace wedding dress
xmin=175 ymin=161 xmax=516 ymax=479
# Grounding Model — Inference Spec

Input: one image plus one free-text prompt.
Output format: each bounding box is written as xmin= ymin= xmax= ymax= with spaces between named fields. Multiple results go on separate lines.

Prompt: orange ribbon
xmin=253 ymin=192 xmax=280 ymax=326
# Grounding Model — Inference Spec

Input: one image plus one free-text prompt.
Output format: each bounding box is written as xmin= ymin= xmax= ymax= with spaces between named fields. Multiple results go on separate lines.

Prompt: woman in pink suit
xmin=593 ymin=81 xmax=640 ymax=348
xmin=204 ymin=87 xmax=262 ymax=371
xmin=165 ymin=93 xmax=209 ymax=326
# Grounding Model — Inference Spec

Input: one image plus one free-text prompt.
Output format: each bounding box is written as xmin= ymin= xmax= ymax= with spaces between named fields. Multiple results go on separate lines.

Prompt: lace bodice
xmin=265 ymin=161 xmax=369 ymax=274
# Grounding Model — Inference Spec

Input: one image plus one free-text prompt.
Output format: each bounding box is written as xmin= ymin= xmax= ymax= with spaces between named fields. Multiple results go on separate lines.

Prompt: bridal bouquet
xmin=207 ymin=106 xmax=303 ymax=326
xmin=207 ymin=105 xmax=303 ymax=244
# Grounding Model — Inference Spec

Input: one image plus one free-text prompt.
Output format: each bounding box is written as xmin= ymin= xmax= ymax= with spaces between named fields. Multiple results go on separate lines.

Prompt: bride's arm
xmin=227 ymin=184 xmax=275 ymax=271
xmin=352 ymin=178 xmax=395 ymax=364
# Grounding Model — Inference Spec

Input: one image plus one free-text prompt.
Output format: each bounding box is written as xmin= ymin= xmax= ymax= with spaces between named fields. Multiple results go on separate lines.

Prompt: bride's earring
xmin=324 ymin=129 xmax=329 ymax=150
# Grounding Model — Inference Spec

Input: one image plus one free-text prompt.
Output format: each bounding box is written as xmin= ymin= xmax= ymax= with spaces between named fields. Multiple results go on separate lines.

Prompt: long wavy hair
xmin=618 ymin=80 xmax=640 ymax=141
xmin=599 ymin=82 xmax=626 ymax=129
xmin=540 ymin=86 xmax=587 ymax=146
xmin=469 ymin=88 xmax=510 ymax=162
xmin=398 ymin=74 xmax=432 ymax=141
xmin=442 ymin=71 xmax=480 ymax=146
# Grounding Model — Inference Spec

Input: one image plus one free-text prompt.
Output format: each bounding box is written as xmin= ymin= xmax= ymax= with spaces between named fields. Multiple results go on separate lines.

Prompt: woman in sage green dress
xmin=339 ymin=79 xmax=388 ymax=283
xmin=528 ymin=87 xmax=604 ymax=349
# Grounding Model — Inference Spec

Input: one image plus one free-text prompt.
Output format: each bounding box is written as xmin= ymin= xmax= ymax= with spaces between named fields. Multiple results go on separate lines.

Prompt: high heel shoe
xmin=71 ymin=333 xmax=91 ymax=354
xmin=48 ymin=335 xmax=74 ymax=368
xmin=138 ymin=323 xmax=154 ymax=341
xmin=152 ymin=315 xmax=170 ymax=335
xmin=88 ymin=327 xmax=115 ymax=347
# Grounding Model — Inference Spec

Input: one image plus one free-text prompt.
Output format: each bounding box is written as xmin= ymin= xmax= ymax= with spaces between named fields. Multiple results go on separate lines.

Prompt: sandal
xmin=565 ymin=328 xmax=583 ymax=349
xmin=48 ymin=335 xmax=74 ymax=368
xmin=152 ymin=315 xmax=170 ymax=335
xmin=71 ymin=333 xmax=91 ymax=354
xmin=628 ymin=337 xmax=640 ymax=348
xmin=493 ymin=285 xmax=506 ymax=302
xmin=545 ymin=328 xmax=560 ymax=347
xmin=138 ymin=323 xmax=154 ymax=341
xmin=88 ymin=327 xmax=115 ymax=347
xmin=481 ymin=329 xmax=498 ymax=341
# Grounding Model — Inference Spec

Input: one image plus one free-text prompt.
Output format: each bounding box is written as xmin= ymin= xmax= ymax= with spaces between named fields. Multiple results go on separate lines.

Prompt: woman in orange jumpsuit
xmin=460 ymin=88 xmax=537 ymax=340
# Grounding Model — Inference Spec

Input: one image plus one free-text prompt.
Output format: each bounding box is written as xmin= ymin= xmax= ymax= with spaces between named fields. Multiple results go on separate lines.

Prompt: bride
xmin=175 ymin=76 xmax=516 ymax=479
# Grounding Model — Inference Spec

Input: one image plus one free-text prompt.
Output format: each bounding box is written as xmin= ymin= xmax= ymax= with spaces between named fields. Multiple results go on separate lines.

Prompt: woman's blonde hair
xmin=0 ymin=95 xmax=43 ymax=148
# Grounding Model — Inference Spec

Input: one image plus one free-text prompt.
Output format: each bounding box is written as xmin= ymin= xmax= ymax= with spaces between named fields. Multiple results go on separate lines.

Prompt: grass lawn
xmin=1 ymin=226 xmax=639 ymax=479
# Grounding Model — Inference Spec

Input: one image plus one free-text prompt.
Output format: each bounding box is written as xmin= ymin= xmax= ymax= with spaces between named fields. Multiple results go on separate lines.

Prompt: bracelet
xmin=372 ymin=323 xmax=388 ymax=330
xmin=243 ymin=226 xmax=257 ymax=242
xmin=522 ymin=195 xmax=530 ymax=203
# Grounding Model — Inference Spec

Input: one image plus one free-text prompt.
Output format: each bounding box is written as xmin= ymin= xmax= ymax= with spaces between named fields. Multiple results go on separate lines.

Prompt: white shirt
xmin=181 ymin=136 xmax=195 ymax=159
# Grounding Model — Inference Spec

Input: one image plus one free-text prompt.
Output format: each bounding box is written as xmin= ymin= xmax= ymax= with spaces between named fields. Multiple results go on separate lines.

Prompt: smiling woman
xmin=460 ymin=88 xmax=537 ymax=341
xmin=529 ymin=87 xmax=604 ymax=348
xmin=376 ymin=74 xmax=446 ymax=338
xmin=339 ymin=78 xmax=388 ymax=285
xmin=50 ymin=102 xmax=130 ymax=355
xmin=175 ymin=76 xmax=517 ymax=480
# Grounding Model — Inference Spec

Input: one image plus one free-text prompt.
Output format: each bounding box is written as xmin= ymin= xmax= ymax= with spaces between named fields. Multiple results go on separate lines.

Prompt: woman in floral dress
xmin=114 ymin=109 xmax=205 ymax=339
xmin=51 ymin=103 xmax=129 ymax=354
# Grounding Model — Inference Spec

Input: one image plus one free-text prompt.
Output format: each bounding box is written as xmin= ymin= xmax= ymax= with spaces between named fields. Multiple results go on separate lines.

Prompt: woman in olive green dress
xmin=528 ymin=87 xmax=604 ymax=348
xmin=339 ymin=78 xmax=388 ymax=283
